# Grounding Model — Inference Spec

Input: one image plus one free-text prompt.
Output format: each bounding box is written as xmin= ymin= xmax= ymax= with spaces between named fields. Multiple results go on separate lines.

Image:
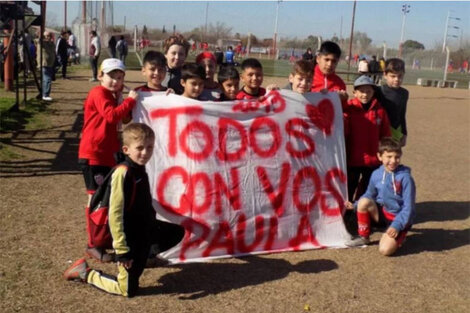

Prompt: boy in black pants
xmin=64 ymin=123 xmax=184 ymax=297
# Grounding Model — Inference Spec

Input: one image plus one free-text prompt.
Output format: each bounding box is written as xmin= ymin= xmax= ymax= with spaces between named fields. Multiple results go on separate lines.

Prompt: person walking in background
xmin=108 ymin=35 xmax=117 ymax=58
xmin=38 ymin=31 xmax=56 ymax=101
xmin=368 ymin=55 xmax=380 ymax=84
xmin=116 ymin=35 xmax=128 ymax=64
xmin=358 ymin=57 xmax=369 ymax=75
xmin=89 ymin=31 xmax=101 ymax=82
xmin=56 ymin=30 xmax=69 ymax=79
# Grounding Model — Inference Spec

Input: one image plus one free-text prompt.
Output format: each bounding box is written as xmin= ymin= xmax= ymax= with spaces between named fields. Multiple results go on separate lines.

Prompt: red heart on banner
xmin=305 ymin=99 xmax=335 ymax=136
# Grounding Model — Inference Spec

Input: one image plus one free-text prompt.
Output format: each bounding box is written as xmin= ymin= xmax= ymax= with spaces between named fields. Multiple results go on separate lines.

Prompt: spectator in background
xmin=108 ymin=36 xmax=117 ymax=58
xmin=358 ymin=57 xmax=369 ymax=75
xmin=116 ymin=35 xmax=128 ymax=65
xmin=214 ymin=46 xmax=224 ymax=66
xmin=56 ymin=30 xmax=69 ymax=79
xmin=302 ymin=47 xmax=314 ymax=62
xmin=368 ymin=55 xmax=380 ymax=84
xmin=38 ymin=31 xmax=56 ymax=101
xmin=225 ymin=46 xmax=234 ymax=65
xmin=67 ymin=30 xmax=78 ymax=65
xmin=89 ymin=31 xmax=101 ymax=82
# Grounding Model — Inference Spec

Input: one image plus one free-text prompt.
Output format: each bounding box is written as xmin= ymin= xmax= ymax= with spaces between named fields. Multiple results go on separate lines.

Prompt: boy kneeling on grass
xmin=345 ymin=137 xmax=416 ymax=256
xmin=65 ymin=123 xmax=184 ymax=297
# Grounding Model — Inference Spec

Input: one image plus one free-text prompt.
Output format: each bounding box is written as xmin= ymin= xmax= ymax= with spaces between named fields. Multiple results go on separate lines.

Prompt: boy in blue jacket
xmin=345 ymin=137 xmax=416 ymax=256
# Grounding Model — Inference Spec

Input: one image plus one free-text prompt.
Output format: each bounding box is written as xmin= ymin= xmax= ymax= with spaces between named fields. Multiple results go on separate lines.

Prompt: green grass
xmin=0 ymin=97 xmax=52 ymax=160
xmin=0 ymin=97 xmax=51 ymax=132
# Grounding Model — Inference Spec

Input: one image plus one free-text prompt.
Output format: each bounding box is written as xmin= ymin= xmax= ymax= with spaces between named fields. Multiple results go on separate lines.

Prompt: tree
xmin=162 ymin=25 xmax=166 ymax=33
xmin=403 ymin=40 xmax=425 ymax=50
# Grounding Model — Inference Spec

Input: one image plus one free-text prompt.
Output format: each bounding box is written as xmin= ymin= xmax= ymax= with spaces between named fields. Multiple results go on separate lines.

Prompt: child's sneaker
xmin=345 ymin=236 xmax=370 ymax=247
xmin=85 ymin=246 xmax=115 ymax=263
xmin=64 ymin=258 xmax=90 ymax=282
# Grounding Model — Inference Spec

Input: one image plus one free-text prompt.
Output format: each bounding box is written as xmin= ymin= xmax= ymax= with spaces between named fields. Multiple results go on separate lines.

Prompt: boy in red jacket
xmin=344 ymin=75 xmax=391 ymax=202
xmin=311 ymin=41 xmax=348 ymax=105
xmin=78 ymin=58 xmax=138 ymax=262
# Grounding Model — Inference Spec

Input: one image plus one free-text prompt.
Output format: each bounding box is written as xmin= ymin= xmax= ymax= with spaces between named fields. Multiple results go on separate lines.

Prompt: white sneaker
xmin=345 ymin=236 xmax=370 ymax=247
xmin=42 ymin=96 xmax=53 ymax=101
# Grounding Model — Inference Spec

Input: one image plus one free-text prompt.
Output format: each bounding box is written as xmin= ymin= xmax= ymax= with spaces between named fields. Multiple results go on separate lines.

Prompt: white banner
xmin=134 ymin=89 xmax=350 ymax=263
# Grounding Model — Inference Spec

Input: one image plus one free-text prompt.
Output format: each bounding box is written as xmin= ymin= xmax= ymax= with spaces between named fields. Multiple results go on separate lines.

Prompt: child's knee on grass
xmin=379 ymin=233 xmax=398 ymax=256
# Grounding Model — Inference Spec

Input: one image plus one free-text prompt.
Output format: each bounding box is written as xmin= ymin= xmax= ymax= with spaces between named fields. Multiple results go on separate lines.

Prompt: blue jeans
xmin=42 ymin=66 xmax=53 ymax=97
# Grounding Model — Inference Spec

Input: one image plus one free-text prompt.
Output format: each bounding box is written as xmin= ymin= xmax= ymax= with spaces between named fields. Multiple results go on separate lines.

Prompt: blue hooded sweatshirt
xmin=360 ymin=164 xmax=416 ymax=231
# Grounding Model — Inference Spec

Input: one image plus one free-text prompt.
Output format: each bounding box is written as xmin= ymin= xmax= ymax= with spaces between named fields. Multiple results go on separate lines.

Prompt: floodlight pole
xmin=273 ymin=0 xmax=281 ymax=60
xmin=443 ymin=46 xmax=450 ymax=82
xmin=347 ymin=0 xmax=356 ymax=75
xmin=442 ymin=11 xmax=450 ymax=53
xmin=398 ymin=4 xmax=410 ymax=58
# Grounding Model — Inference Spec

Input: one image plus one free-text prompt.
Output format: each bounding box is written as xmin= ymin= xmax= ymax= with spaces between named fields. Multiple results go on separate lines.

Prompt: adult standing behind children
xmin=65 ymin=123 xmax=185 ymax=297
xmin=56 ymin=30 xmax=69 ymax=79
xmin=116 ymin=35 xmax=128 ymax=64
xmin=161 ymin=34 xmax=190 ymax=95
xmin=78 ymin=58 xmax=138 ymax=262
xmin=38 ymin=31 xmax=56 ymax=101
xmin=108 ymin=35 xmax=117 ymax=58
xmin=311 ymin=41 xmax=348 ymax=105
xmin=89 ymin=31 xmax=101 ymax=82
xmin=375 ymin=58 xmax=409 ymax=146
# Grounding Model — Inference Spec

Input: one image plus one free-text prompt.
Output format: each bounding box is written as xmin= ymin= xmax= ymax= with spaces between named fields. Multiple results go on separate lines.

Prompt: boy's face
xmin=353 ymin=85 xmax=375 ymax=104
xmin=241 ymin=67 xmax=263 ymax=90
xmin=142 ymin=63 xmax=166 ymax=89
xmin=165 ymin=44 xmax=186 ymax=69
xmin=377 ymin=150 xmax=401 ymax=173
xmin=316 ymin=53 xmax=339 ymax=75
xmin=100 ymin=70 xmax=125 ymax=93
xmin=123 ymin=138 xmax=155 ymax=166
xmin=221 ymin=78 xmax=240 ymax=100
xmin=289 ymin=73 xmax=312 ymax=94
xmin=181 ymin=77 xmax=205 ymax=99
xmin=384 ymin=71 xmax=404 ymax=89
xmin=201 ymin=59 xmax=217 ymax=81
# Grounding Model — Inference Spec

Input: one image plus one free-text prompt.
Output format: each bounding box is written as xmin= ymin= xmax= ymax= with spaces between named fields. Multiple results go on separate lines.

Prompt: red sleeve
xmin=93 ymin=88 xmax=136 ymax=124
xmin=380 ymin=108 xmax=392 ymax=138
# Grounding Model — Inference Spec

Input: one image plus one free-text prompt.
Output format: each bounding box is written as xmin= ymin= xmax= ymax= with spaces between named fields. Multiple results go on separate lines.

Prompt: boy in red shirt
xmin=135 ymin=50 xmax=168 ymax=92
xmin=344 ymin=75 xmax=391 ymax=202
xmin=311 ymin=41 xmax=348 ymax=105
xmin=78 ymin=58 xmax=138 ymax=262
xmin=236 ymin=58 xmax=266 ymax=100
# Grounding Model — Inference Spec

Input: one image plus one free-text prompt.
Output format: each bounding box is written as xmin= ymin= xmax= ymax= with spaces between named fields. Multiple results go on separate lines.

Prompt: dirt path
xmin=0 ymin=69 xmax=469 ymax=313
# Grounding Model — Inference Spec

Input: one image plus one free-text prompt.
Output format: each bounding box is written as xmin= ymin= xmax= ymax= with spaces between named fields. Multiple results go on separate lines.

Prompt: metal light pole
xmin=398 ymin=4 xmax=410 ymax=58
xmin=442 ymin=11 xmax=461 ymax=53
xmin=347 ymin=0 xmax=357 ymax=74
xmin=273 ymin=0 xmax=281 ymax=60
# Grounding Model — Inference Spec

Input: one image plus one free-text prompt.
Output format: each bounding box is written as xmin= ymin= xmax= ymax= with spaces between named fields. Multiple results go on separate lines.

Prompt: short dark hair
xmin=241 ymin=58 xmax=263 ymax=71
xmin=378 ymin=137 xmax=402 ymax=155
xmin=218 ymin=65 xmax=240 ymax=84
xmin=90 ymin=30 xmax=97 ymax=37
xmin=181 ymin=63 xmax=205 ymax=81
xmin=385 ymin=58 xmax=406 ymax=74
xmin=318 ymin=41 xmax=342 ymax=59
xmin=143 ymin=50 xmax=167 ymax=68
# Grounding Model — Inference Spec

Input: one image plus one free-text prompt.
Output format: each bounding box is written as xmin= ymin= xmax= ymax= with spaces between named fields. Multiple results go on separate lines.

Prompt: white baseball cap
xmin=100 ymin=58 xmax=126 ymax=74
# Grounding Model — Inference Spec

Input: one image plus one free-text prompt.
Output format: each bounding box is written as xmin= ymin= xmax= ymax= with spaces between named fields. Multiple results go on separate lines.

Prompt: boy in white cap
xmin=343 ymin=75 xmax=391 ymax=203
xmin=78 ymin=58 xmax=138 ymax=262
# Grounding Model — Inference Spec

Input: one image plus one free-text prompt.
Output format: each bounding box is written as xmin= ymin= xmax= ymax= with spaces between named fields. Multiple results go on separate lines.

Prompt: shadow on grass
xmin=415 ymin=201 xmax=469 ymax=224
xmin=0 ymin=112 xmax=83 ymax=177
xmin=139 ymin=256 xmax=338 ymax=299
xmin=0 ymin=99 xmax=49 ymax=132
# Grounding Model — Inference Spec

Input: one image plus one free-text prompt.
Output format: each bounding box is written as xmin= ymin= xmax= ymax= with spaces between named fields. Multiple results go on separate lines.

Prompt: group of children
xmin=63 ymin=40 xmax=415 ymax=297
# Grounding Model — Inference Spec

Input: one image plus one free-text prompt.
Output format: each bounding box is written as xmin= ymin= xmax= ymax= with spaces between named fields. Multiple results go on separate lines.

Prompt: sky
xmin=34 ymin=0 xmax=470 ymax=50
